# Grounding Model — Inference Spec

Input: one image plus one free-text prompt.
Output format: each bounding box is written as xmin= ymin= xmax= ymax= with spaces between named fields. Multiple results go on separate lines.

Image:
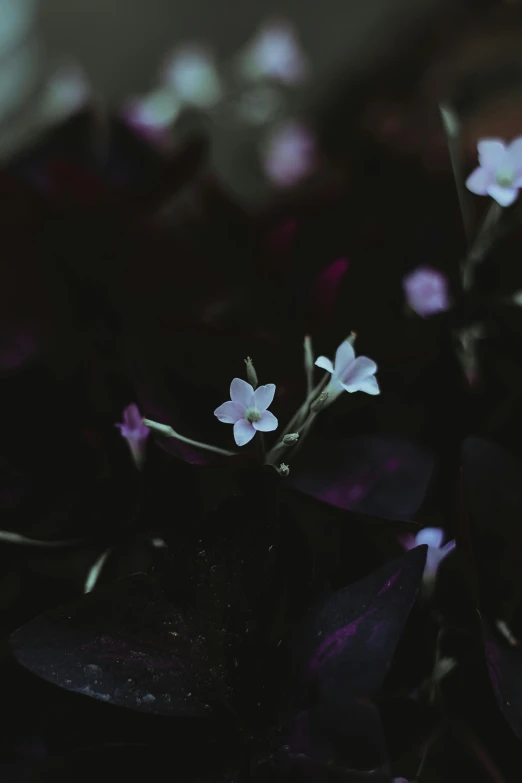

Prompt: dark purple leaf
xmin=461 ymin=437 xmax=522 ymax=605
xmin=0 ymin=736 xmax=46 ymax=783
xmin=253 ymin=700 xmax=391 ymax=782
xmin=296 ymin=546 xmax=427 ymax=704
xmin=461 ymin=438 xmax=522 ymax=537
xmin=288 ymin=435 xmax=434 ymax=521
xmin=9 ymin=574 xmax=223 ymax=716
xmin=482 ymin=618 xmax=522 ymax=742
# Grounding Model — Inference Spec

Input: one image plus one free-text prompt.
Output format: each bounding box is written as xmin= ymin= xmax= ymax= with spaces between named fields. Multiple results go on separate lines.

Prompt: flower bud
xmin=303 ymin=335 xmax=314 ymax=373
xmin=278 ymin=463 xmax=290 ymax=476
xmin=244 ymin=356 xmax=259 ymax=388
xmin=311 ymin=390 xmax=329 ymax=412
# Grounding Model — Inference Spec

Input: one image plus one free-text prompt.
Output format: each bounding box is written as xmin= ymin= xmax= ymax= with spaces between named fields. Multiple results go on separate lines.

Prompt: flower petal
xmin=214 ymin=401 xmax=243 ymax=424
xmin=465 ymin=166 xmax=491 ymax=195
xmin=487 ymin=183 xmax=518 ymax=207
xmin=315 ymin=355 xmax=334 ymax=374
xmin=340 ymin=356 xmax=377 ymax=390
xmin=440 ymin=539 xmax=456 ymax=558
xmin=398 ymin=533 xmax=417 ymax=551
xmin=507 ymin=136 xmax=522 ymax=169
xmin=233 ymin=418 xmax=256 ymax=446
xmin=334 ymin=340 xmax=355 ymax=375
xmin=478 ymin=139 xmax=507 ymax=170
xmin=356 ymin=374 xmax=380 ymax=395
xmin=230 ymin=378 xmax=255 ymax=408
xmin=123 ymin=403 xmax=142 ymax=429
xmin=416 ymin=527 xmax=444 ymax=548
xmin=253 ymin=410 xmax=278 ymax=432
xmin=254 ymin=383 xmax=276 ymax=411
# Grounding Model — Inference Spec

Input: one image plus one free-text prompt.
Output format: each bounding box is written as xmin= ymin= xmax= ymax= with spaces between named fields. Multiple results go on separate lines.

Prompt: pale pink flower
xmin=262 ymin=121 xmax=315 ymax=187
xmin=399 ymin=527 xmax=455 ymax=584
xmin=403 ymin=266 xmax=449 ymax=318
xmin=122 ymin=88 xmax=180 ymax=143
xmin=115 ymin=403 xmax=150 ymax=469
xmin=214 ymin=379 xmax=278 ymax=446
xmin=315 ymin=340 xmax=380 ymax=401
xmin=466 ymin=137 xmax=522 ymax=207
xmin=240 ymin=20 xmax=308 ymax=85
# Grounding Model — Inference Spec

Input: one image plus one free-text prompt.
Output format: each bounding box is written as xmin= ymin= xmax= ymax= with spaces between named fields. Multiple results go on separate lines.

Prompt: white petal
xmin=477 ymin=139 xmax=507 ymax=170
xmin=253 ymin=410 xmax=278 ymax=432
xmin=233 ymin=419 xmax=256 ymax=446
xmin=486 ymin=183 xmax=518 ymax=207
xmin=356 ymin=374 xmax=380 ymax=395
xmin=334 ymin=340 xmax=356 ymax=375
xmin=230 ymin=378 xmax=255 ymax=408
xmin=341 ymin=356 xmax=377 ymax=391
xmin=214 ymin=401 xmax=243 ymax=423
xmin=254 ymin=383 xmax=276 ymax=412
xmin=416 ymin=527 xmax=444 ymax=548
xmin=507 ymin=137 xmax=522 ymax=169
xmin=465 ymin=166 xmax=491 ymax=195
xmin=315 ymin=355 xmax=334 ymax=374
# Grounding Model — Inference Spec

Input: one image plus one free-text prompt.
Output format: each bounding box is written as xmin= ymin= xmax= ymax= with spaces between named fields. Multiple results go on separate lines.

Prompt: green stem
xmin=440 ymin=103 xmax=473 ymax=247
xmin=265 ymin=374 xmax=329 ymax=464
xmin=461 ymin=202 xmax=502 ymax=291
xmin=143 ymin=418 xmax=237 ymax=457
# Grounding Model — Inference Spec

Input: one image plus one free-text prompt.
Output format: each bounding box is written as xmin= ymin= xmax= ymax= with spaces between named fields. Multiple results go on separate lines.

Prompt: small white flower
xmin=315 ymin=340 xmax=380 ymax=401
xmin=214 ymin=378 xmax=278 ymax=446
xmin=262 ymin=121 xmax=316 ymax=187
xmin=399 ymin=527 xmax=456 ymax=587
xmin=466 ymin=137 xmax=522 ymax=207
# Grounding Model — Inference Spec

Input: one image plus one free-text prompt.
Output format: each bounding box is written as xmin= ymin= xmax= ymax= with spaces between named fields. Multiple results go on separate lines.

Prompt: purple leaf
xmin=482 ymin=618 xmax=522 ymax=741
xmin=253 ymin=700 xmax=392 ymax=782
xmin=296 ymin=546 xmax=427 ymax=703
xmin=9 ymin=574 xmax=222 ymax=716
xmin=461 ymin=438 xmax=522 ymax=539
xmin=289 ymin=435 xmax=434 ymax=521
xmin=461 ymin=437 xmax=522 ymax=596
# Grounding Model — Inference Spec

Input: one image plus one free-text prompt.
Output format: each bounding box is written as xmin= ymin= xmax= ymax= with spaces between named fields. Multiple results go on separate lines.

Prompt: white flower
xmin=466 ymin=137 xmax=522 ymax=207
xmin=239 ymin=20 xmax=308 ymax=85
xmin=315 ymin=340 xmax=380 ymax=400
xmin=399 ymin=527 xmax=456 ymax=586
xmin=214 ymin=378 xmax=278 ymax=446
xmin=163 ymin=45 xmax=222 ymax=108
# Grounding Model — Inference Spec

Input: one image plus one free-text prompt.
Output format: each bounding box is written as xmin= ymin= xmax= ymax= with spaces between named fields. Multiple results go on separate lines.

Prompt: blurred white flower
xmin=262 ymin=121 xmax=316 ymax=187
xmin=403 ymin=266 xmax=449 ymax=318
xmin=466 ymin=137 xmax=522 ymax=207
xmin=42 ymin=63 xmax=90 ymax=121
xmin=238 ymin=20 xmax=308 ymax=85
xmin=122 ymin=87 xmax=181 ymax=141
xmin=163 ymin=45 xmax=222 ymax=108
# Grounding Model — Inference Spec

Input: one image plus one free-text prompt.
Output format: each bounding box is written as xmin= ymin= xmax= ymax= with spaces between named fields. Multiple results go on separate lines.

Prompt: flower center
xmin=495 ymin=168 xmax=514 ymax=188
xmin=245 ymin=406 xmax=261 ymax=423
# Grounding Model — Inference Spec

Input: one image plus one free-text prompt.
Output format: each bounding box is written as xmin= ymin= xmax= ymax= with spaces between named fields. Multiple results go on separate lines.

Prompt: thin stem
xmin=439 ymin=103 xmax=473 ymax=247
xmin=461 ymin=202 xmax=502 ymax=291
xmin=143 ymin=418 xmax=237 ymax=457
xmin=303 ymin=335 xmax=314 ymax=398
xmin=265 ymin=373 xmax=329 ymax=464
xmin=0 ymin=531 xmax=82 ymax=547
xmin=84 ymin=548 xmax=112 ymax=594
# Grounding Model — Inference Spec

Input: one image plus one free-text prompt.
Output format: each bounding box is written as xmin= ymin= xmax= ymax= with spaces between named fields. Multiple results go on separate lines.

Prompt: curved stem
xmin=143 ymin=418 xmax=237 ymax=457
